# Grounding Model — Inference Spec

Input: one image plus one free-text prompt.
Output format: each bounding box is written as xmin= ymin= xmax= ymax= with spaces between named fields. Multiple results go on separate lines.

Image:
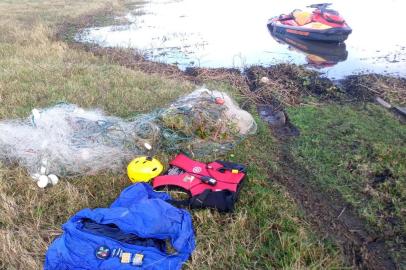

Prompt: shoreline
xmin=55 ymin=6 xmax=406 ymax=111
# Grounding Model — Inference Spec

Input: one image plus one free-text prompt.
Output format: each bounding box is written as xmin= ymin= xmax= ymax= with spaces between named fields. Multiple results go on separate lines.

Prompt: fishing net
xmin=0 ymin=88 xmax=256 ymax=178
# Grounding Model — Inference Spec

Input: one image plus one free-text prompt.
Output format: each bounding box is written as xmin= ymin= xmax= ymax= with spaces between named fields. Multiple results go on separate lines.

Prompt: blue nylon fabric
xmin=44 ymin=183 xmax=195 ymax=270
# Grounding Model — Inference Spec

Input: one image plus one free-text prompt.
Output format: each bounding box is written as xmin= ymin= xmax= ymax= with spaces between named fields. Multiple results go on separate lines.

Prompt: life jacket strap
xmin=170 ymin=153 xmax=245 ymax=184
xmin=153 ymin=173 xmax=240 ymax=196
xmin=169 ymin=189 xmax=237 ymax=213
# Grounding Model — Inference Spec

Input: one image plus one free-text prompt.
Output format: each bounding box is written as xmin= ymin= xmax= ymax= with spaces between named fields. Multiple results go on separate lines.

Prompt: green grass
xmin=186 ymin=119 xmax=343 ymax=269
xmin=0 ymin=34 xmax=193 ymax=118
xmin=288 ymin=103 xmax=406 ymax=266
xmin=0 ymin=0 xmax=346 ymax=269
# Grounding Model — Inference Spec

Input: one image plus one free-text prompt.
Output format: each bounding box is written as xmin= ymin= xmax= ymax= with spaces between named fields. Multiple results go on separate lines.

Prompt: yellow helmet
xmin=127 ymin=156 xmax=164 ymax=183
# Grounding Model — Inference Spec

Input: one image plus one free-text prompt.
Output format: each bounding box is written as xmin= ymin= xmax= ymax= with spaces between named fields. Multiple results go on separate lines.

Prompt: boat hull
xmin=267 ymin=21 xmax=352 ymax=43
xmin=269 ymin=30 xmax=348 ymax=67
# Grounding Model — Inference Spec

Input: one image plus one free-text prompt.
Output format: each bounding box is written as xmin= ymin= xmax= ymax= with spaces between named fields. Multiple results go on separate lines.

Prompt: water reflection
xmin=76 ymin=0 xmax=406 ymax=78
xmin=269 ymin=30 xmax=348 ymax=68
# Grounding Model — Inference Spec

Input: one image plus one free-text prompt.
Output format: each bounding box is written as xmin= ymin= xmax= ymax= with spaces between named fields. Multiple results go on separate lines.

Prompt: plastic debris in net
xmin=158 ymin=88 xmax=257 ymax=155
xmin=0 ymin=88 xmax=256 ymax=181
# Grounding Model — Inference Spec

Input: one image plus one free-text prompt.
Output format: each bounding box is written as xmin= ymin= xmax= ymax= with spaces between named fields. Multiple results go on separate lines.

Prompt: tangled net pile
xmin=0 ymin=88 xmax=256 ymax=178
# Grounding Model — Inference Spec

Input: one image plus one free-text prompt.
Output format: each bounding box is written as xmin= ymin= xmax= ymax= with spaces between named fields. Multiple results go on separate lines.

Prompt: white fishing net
xmin=0 ymin=88 xmax=256 ymax=179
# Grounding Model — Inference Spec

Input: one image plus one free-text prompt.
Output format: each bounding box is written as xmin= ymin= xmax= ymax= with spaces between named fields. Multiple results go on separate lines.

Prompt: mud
xmin=257 ymin=105 xmax=286 ymax=127
xmin=371 ymin=169 xmax=393 ymax=188
xmin=257 ymin=105 xmax=300 ymax=137
xmin=273 ymin=143 xmax=397 ymax=270
xmin=392 ymin=106 xmax=406 ymax=124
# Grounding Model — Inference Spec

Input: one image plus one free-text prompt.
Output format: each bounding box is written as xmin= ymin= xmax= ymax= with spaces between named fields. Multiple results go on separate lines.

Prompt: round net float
xmin=48 ymin=174 xmax=59 ymax=186
xmin=37 ymin=175 xmax=50 ymax=188
xmin=215 ymin=97 xmax=225 ymax=105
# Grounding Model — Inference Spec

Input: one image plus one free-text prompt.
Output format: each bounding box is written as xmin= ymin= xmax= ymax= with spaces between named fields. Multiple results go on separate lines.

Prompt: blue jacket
xmin=45 ymin=183 xmax=195 ymax=270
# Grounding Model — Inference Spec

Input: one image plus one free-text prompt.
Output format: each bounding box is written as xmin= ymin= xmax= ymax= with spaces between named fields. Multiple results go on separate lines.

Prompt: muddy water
xmin=77 ymin=0 xmax=406 ymax=79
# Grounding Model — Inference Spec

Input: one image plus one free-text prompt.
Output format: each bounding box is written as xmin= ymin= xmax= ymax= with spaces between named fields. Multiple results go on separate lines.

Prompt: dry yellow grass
xmin=0 ymin=1 xmax=345 ymax=269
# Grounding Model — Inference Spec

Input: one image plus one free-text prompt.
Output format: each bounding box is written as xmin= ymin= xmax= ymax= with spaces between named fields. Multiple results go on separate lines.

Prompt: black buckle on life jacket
xmin=215 ymin=160 xmax=247 ymax=173
xmin=199 ymin=176 xmax=217 ymax=186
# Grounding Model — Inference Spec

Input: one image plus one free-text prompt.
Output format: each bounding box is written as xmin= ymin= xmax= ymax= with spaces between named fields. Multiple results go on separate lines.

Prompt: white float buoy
xmin=260 ymin=76 xmax=270 ymax=84
xmin=37 ymin=175 xmax=49 ymax=188
xmin=48 ymin=174 xmax=59 ymax=186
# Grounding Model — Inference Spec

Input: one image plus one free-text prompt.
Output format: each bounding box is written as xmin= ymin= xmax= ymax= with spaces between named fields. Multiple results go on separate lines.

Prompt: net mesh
xmin=0 ymin=88 xmax=256 ymax=178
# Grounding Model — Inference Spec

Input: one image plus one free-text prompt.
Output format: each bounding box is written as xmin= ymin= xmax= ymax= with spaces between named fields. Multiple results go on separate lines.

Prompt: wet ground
xmin=76 ymin=0 xmax=406 ymax=79
xmin=59 ymin=4 xmax=406 ymax=268
xmin=273 ymin=144 xmax=397 ymax=270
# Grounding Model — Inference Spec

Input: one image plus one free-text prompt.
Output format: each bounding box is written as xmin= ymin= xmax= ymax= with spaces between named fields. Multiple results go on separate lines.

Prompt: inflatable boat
xmin=267 ymin=3 xmax=352 ymax=43
xmin=269 ymin=31 xmax=348 ymax=68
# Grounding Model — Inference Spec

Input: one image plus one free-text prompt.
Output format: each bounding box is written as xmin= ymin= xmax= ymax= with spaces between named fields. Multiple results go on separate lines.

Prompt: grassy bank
xmin=246 ymin=65 xmax=405 ymax=268
xmin=288 ymin=104 xmax=406 ymax=267
xmin=0 ymin=1 xmax=346 ymax=269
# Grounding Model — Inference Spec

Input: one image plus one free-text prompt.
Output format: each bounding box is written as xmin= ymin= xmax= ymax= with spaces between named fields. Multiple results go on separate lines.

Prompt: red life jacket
xmin=152 ymin=153 xmax=247 ymax=212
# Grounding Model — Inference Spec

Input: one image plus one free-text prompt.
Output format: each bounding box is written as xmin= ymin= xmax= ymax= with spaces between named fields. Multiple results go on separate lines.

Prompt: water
xmin=77 ymin=0 xmax=406 ymax=79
